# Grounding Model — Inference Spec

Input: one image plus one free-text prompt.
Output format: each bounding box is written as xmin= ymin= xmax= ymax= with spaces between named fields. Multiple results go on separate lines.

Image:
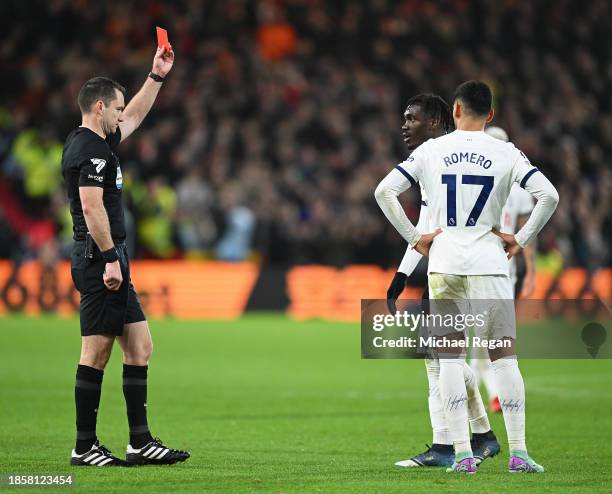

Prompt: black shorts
xmin=70 ymin=240 xmax=146 ymax=337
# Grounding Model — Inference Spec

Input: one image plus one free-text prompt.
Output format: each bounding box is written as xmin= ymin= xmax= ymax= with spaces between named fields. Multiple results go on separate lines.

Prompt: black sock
xmin=75 ymin=365 xmax=103 ymax=454
xmin=123 ymin=364 xmax=153 ymax=448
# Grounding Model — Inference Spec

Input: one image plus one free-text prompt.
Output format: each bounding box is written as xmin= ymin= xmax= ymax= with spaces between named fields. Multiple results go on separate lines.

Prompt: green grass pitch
xmin=0 ymin=314 xmax=610 ymax=493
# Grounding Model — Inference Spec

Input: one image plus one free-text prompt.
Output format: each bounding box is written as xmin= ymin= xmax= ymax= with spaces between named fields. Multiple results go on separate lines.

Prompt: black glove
xmin=387 ymin=271 xmax=407 ymax=314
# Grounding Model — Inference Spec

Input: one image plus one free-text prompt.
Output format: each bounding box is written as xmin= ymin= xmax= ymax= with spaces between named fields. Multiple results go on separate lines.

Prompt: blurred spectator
xmin=214 ymin=182 xmax=255 ymax=261
xmin=175 ymin=167 xmax=219 ymax=254
xmin=0 ymin=0 xmax=609 ymax=270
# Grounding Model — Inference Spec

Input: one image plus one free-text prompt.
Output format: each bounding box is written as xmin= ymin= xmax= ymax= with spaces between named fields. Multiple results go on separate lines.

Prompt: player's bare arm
xmin=119 ymin=46 xmax=175 ymax=142
xmin=79 ymin=186 xmax=122 ymax=290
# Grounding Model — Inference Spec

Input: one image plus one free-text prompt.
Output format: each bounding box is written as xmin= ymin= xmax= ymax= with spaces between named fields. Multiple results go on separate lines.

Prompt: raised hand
xmin=152 ymin=45 xmax=174 ymax=77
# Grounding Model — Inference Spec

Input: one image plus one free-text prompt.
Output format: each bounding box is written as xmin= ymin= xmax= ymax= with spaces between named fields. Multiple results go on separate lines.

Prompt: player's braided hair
xmin=405 ymin=93 xmax=454 ymax=134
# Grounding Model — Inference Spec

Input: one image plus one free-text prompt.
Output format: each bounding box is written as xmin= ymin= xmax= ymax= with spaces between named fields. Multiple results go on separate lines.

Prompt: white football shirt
xmin=397 ymin=184 xmax=431 ymax=275
xmin=502 ymin=184 xmax=534 ymax=281
xmin=386 ymin=130 xmax=540 ymax=275
xmin=501 ymin=184 xmax=534 ymax=235
xmin=398 ymin=182 xmax=534 ymax=280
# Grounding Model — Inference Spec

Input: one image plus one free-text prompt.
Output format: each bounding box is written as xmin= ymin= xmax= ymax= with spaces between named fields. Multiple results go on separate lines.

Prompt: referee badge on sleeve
xmin=91 ymin=158 xmax=106 ymax=173
xmin=116 ymin=166 xmax=123 ymax=190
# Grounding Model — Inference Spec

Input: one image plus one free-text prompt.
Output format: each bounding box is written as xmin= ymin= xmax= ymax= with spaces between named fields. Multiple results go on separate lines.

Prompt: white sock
xmin=470 ymin=347 xmax=497 ymax=398
xmin=469 ymin=355 xmax=481 ymax=384
xmin=481 ymin=358 xmax=497 ymax=398
xmin=425 ymin=358 xmax=451 ymax=445
xmin=492 ymin=357 xmax=527 ymax=452
xmin=439 ymin=358 xmax=471 ymax=455
xmin=463 ymin=363 xmax=491 ymax=434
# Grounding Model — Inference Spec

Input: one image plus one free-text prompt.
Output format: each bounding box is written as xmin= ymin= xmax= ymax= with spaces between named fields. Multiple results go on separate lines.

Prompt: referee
xmin=61 ymin=45 xmax=189 ymax=467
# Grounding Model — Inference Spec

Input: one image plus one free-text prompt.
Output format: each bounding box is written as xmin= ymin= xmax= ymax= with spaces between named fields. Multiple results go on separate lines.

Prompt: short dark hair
xmin=405 ymin=93 xmax=454 ymax=134
xmin=452 ymin=81 xmax=492 ymax=117
xmin=77 ymin=77 xmax=126 ymax=114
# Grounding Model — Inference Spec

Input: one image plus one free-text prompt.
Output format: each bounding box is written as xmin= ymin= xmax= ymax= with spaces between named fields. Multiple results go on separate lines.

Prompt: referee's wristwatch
xmin=148 ymin=72 xmax=165 ymax=82
xmin=102 ymin=247 xmax=119 ymax=263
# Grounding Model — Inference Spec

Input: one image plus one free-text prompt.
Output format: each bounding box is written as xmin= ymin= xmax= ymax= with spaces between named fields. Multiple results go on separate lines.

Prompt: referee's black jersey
xmin=61 ymin=127 xmax=126 ymax=241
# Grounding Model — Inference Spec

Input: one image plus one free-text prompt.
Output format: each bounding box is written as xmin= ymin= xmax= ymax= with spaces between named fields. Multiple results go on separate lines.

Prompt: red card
xmin=156 ymin=26 xmax=170 ymax=50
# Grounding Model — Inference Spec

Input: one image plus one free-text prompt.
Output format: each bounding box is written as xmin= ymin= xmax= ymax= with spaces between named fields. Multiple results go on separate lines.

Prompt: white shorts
xmin=427 ymin=273 xmax=516 ymax=341
xmin=428 ymin=273 xmax=514 ymax=300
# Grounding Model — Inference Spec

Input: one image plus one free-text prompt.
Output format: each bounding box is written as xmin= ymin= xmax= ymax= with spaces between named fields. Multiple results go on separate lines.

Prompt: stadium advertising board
xmin=0 ymin=261 xmax=608 ymax=321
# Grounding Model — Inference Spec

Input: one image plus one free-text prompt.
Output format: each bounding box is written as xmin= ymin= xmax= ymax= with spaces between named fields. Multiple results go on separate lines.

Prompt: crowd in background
xmin=0 ymin=0 xmax=610 ymax=272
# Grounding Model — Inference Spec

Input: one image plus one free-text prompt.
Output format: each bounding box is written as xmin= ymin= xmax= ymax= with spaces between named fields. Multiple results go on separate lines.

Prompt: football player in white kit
xmin=470 ymin=126 xmax=537 ymax=414
xmin=392 ymin=125 xmax=538 ymax=467
xmin=375 ymin=81 xmax=559 ymax=474
xmin=388 ymin=94 xmax=501 ymax=469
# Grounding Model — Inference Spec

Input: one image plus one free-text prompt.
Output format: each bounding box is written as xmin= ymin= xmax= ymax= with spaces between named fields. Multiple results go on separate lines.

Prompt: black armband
xmin=148 ymin=72 xmax=164 ymax=82
xmin=102 ymin=247 xmax=119 ymax=263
